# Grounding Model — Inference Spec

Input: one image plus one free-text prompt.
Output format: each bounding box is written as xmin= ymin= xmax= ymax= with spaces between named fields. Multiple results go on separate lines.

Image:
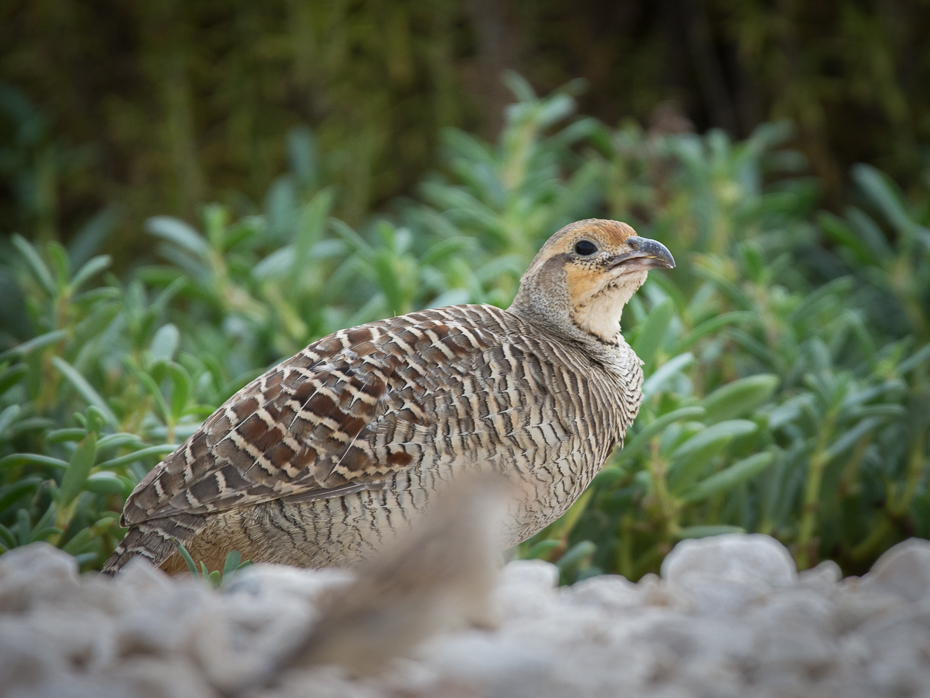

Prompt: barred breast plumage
xmin=103 ymin=219 xmax=674 ymax=574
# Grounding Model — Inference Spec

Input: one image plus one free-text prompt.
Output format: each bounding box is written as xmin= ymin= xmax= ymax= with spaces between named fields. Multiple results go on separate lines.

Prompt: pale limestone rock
xmin=493 ymin=559 xmax=559 ymax=619
xmin=660 ymin=534 xmax=797 ymax=615
xmin=799 ymin=559 xmax=842 ymax=588
xmin=566 ymin=573 xmax=640 ymax=609
xmin=104 ymin=656 xmax=215 ymax=698
xmin=498 ymin=558 xmax=559 ymax=590
xmin=5 ymin=533 xmax=930 ymax=698
xmin=420 ymin=631 xmax=551 ymax=698
xmin=0 ymin=541 xmax=79 ymax=613
xmin=831 ymin=583 xmax=905 ymax=635
xmin=0 ymin=621 xmax=70 ymax=691
xmin=115 ymin=556 xmax=175 ymax=595
xmin=862 ymin=538 xmax=930 ymax=603
xmin=661 ymin=534 xmax=797 ymax=587
xmin=856 ymin=605 xmax=930 ymax=690
xmin=222 ymin=562 xmax=353 ymax=603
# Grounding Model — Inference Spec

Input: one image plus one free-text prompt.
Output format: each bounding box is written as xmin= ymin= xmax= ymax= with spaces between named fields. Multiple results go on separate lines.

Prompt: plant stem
xmin=850 ymin=518 xmax=892 ymax=562
xmin=617 ymin=512 xmax=634 ymax=579
xmin=647 ymin=440 xmax=679 ymax=543
xmin=796 ymin=412 xmax=835 ymax=569
xmin=888 ymin=427 xmax=927 ymax=517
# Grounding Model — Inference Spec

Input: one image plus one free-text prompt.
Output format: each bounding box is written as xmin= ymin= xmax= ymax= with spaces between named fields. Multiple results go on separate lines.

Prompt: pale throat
xmin=568 ymin=269 xmax=647 ymax=344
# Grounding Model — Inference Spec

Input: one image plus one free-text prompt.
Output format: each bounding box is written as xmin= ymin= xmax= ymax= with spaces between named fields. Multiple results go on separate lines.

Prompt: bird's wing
xmin=120 ymin=313 xmax=502 ymax=526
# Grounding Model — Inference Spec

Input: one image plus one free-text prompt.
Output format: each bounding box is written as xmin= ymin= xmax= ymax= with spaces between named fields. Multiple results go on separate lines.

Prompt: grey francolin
xmin=102 ymin=219 xmax=674 ymax=575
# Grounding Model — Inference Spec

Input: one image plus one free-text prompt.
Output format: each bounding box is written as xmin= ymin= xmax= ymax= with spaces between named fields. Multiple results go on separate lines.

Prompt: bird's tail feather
xmin=101 ymin=513 xmax=206 ymax=576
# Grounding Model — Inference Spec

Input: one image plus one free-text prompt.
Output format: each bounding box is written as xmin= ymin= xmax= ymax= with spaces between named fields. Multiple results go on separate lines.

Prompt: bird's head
xmin=508 ymin=219 xmax=675 ymax=345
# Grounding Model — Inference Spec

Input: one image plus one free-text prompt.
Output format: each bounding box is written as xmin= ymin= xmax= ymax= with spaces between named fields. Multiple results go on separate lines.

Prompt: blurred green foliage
xmin=3 ymin=0 xmax=930 ymax=264
xmin=0 ymin=78 xmax=928 ymax=581
xmin=175 ymin=543 xmax=251 ymax=589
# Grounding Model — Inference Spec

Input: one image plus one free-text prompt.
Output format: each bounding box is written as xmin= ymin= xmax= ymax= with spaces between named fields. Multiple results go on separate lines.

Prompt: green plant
xmin=1 ymin=83 xmax=927 ymax=581
xmin=174 ymin=541 xmax=251 ymax=589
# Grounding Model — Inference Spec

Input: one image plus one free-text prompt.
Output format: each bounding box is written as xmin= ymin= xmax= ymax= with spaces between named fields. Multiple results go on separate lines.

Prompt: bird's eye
xmin=574 ymin=240 xmax=598 ymax=256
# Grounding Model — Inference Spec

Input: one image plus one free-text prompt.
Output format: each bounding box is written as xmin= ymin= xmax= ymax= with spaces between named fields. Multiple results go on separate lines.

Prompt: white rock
xmin=853 ymin=606 xmax=930 ymax=696
xmin=750 ymin=588 xmax=835 ymax=634
xmin=104 ymin=656 xmax=216 ymax=698
xmin=494 ymin=559 xmax=559 ymax=618
xmin=799 ymin=559 xmax=843 ymax=588
xmin=673 ymin=575 xmax=770 ymax=615
xmin=635 ymin=573 xmax=694 ymax=611
xmin=222 ymin=563 xmax=353 ymax=602
xmin=114 ymin=556 xmax=174 ymax=595
xmin=0 ymin=542 xmax=79 ymax=613
xmin=501 ymin=596 xmax=607 ymax=651
xmin=831 ymin=583 xmax=904 ymax=635
xmin=566 ymin=574 xmax=640 ymax=609
xmin=642 ymin=615 xmax=754 ymax=662
xmin=421 ymin=631 xmax=551 ymax=698
xmin=221 ymin=564 xmax=348 ymax=665
xmin=660 ymin=534 xmax=797 ymax=615
xmin=5 ymin=535 xmax=930 ymax=698
xmin=0 ymin=620 xmax=70 ymax=692
xmin=863 ymin=538 xmax=930 ymax=603
xmin=748 ymin=590 xmax=838 ymax=676
xmin=6 ymin=675 xmax=126 ymax=698
xmin=272 ymin=665 xmax=382 ymax=698
xmin=219 ymin=590 xmax=314 ymax=654
xmin=112 ymin=580 xmax=212 ymax=657
xmin=661 ymin=534 xmax=797 ymax=587
xmin=24 ymin=606 xmax=116 ymax=673
xmin=499 ymin=559 xmax=559 ymax=590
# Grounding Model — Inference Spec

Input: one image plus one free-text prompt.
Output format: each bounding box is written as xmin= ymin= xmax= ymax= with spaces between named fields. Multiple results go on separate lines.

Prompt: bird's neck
xmin=506 ymin=299 xmax=625 ymax=362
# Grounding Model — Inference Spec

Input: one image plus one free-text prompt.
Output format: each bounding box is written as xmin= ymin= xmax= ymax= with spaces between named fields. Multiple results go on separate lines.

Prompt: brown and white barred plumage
xmin=103 ymin=219 xmax=674 ymax=575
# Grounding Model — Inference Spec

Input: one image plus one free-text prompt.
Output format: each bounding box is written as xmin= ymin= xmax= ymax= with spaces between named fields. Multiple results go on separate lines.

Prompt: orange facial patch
xmin=564 ymin=263 xmax=606 ymax=307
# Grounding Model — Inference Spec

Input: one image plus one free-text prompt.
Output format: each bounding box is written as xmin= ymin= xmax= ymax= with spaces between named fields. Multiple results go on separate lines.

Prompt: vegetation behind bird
xmin=0 ymin=78 xmax=928 ymax=581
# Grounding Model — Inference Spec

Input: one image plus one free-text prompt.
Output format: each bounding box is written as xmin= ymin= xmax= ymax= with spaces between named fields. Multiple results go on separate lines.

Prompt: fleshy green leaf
xmin=146 ymin=217 xmax=210 ymax=259
xmin=58 ymin=432 xmax=97 ymax=506
xmin=52 ymin=358 xmax=117 ymax=426
xmin=69 ymin=255 xmax=112 ymax=292
xmin=701 ymin=374 xmax=779 ymax=423
xmin=677 ymin=525 xmax=745 ymax=539
xmin=680 ymin=452 xmax=776 ymax=503
xmin=632 ymin=298 xmax=675 ymax=369
xmin=671 ymin=420 xmax=758 ymax=462
xmin=524 ymin=539 xmax=562 ymax=560
xmin=150 ymin=324 xmax=180 ymax=363
xmin=642 ymin=353 xmax=695 ymax=399
xmin=12 ymin=235 xmax=55 ymax=295
xmin=618 ymin=406 xmax=707 ymax=463
xmin=84 ymin=471 xmax=126 ymax=496
xmin=0 ymin=453 xmax=69 ymax=471
xmin=0 ymin=330 xmax=67 ymax=363
xmin=96 ymin=445 xmax=177 ymax=471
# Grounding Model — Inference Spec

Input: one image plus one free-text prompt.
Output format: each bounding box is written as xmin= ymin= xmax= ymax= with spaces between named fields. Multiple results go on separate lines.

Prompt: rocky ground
xmin=2 ymin=534 xmax=930 ymax=698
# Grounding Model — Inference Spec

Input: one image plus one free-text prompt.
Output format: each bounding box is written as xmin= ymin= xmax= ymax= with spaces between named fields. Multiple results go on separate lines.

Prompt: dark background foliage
xmin=3 ymin=0 xmax=929 ymax=258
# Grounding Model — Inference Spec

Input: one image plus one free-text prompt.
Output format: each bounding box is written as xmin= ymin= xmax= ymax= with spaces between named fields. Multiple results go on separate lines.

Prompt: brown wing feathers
xmin=118 ymin=315 xmax=492 ymax=529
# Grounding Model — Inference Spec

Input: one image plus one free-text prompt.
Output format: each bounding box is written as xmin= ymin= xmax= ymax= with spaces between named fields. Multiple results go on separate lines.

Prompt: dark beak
xmin=607 ymin=236 xmax=675 ymax=271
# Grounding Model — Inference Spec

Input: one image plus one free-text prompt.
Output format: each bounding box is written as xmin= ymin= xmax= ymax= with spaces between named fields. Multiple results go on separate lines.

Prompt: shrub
xmin=1 ymin=78 xmax=927 ymax=579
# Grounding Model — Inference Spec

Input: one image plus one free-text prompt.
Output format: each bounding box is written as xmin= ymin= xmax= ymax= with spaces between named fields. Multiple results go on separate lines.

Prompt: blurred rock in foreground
xmin=2 ymin=534 xmax=930 ymax=698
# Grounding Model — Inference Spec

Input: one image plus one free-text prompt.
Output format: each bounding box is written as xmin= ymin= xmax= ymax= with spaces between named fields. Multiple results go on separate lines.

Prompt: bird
xmin=102 ymin=219 xmax=674 ymax=576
